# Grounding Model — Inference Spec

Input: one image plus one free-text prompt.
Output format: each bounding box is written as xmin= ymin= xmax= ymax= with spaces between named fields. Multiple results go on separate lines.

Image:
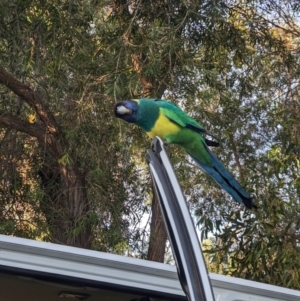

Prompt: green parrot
xmin=115 ymin=98 xmax=257 ymax=209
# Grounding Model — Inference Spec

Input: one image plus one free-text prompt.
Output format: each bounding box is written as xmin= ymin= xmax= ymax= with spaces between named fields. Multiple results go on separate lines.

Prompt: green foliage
xmin=192 ymin=2 xmax=300 ymax=289
xmin=0 ymin=0 xmax=300 ymax=289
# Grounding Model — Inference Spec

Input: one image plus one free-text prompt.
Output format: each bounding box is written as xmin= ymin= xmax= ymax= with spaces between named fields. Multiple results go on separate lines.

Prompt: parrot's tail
xmin=188 ymin=148 xmax=257 ymax=209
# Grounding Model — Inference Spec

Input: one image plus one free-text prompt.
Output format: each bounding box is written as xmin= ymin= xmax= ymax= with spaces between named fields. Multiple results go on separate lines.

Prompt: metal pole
xmin=147 ymin=137 xmax=215 ymax=301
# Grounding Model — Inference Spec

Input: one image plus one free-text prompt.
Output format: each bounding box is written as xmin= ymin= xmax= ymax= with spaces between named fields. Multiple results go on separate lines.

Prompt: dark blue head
xmin=114 ymin=100 xmax=139 ymax=123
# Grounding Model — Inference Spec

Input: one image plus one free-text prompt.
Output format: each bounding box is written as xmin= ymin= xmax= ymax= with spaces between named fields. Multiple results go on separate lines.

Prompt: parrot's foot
xmin=163 ymin=141 xmax=169 ymax=149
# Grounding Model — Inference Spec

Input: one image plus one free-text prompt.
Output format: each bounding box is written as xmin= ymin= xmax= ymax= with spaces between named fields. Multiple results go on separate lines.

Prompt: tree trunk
xmin=0 ymin=66 xmax=92 ymax=248
xmin=39 ymin=164 xmax=92 ymax=248
xmin=147 ymin=183 xmax=168 ymax=262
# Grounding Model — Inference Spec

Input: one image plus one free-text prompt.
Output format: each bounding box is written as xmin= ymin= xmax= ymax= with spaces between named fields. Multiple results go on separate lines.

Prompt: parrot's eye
xmin=116 ymin=105 xmax=132 ymax=115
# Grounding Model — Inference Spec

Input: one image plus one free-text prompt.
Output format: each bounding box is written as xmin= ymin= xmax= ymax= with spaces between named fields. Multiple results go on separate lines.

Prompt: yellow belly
xmin=146 ymin=110 xmax=180 ymax=139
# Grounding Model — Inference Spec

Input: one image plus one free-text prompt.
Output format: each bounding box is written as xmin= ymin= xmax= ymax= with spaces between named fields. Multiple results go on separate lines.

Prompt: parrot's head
xmin=114 ymin=100 xmax=139 ymax=123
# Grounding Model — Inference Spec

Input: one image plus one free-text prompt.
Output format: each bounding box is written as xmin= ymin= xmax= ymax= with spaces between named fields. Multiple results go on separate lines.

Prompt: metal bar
xmin=147 ymin=137 xmax=215 ymax=301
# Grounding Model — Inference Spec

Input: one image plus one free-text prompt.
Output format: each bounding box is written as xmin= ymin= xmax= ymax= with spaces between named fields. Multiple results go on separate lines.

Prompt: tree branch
xmin=0 ymin=66 xmax=60 ymax=136
xmin=0 ymin=111 xmax=44 ymax=139
xmin=0 ymin=111 xmax=62 ymax=157
xmin=0 ymin=66 xmax=64 ymax=157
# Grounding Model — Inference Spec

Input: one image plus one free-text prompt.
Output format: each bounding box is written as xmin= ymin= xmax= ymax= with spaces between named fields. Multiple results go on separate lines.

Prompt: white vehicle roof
xmin=1 ymin=234 xmax=300 ymax=301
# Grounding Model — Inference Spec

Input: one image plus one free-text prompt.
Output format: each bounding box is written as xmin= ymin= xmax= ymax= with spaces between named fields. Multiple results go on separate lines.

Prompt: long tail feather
xmin=188 ymin=148 xmax=257 ymax=209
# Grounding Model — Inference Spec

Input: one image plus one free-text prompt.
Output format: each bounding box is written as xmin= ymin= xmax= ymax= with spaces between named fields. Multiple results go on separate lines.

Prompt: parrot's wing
xmin=160 ymin=105 xmax=220 ymax=147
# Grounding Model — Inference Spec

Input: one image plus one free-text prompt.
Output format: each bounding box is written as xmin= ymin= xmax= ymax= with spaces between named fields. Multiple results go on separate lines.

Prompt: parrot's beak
xmin=115 ymin=104 xmax=132 ymax=115
xmin=114 ymin=100 xmax=138 ymax=123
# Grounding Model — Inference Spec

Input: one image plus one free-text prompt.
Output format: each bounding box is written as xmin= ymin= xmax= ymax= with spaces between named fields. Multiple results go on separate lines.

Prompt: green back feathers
xmin=137 ymin=98 xmax=206 ymax=134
